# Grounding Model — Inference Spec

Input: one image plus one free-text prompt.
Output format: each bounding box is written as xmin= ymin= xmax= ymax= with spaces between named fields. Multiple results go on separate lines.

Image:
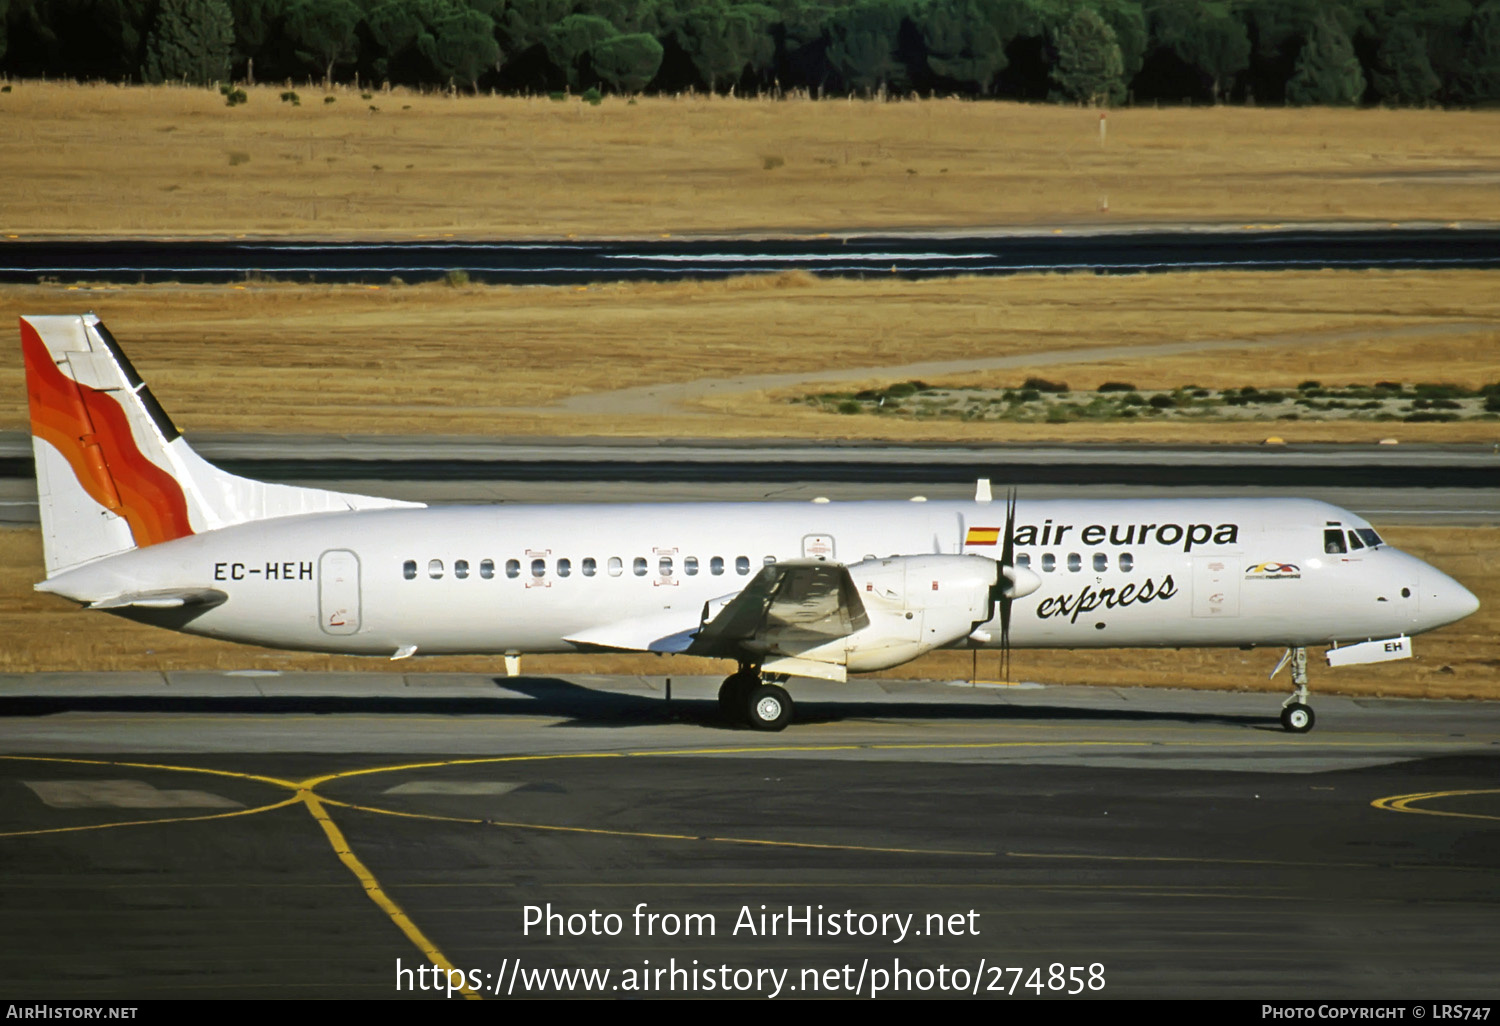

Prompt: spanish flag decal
xmin=965 ymin=526 xmax=1001 ymax=546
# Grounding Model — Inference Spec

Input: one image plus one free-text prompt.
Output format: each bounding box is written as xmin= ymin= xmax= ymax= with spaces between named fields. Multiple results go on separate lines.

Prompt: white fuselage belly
xmin=51 ymin=497 xmax=1440 ymax=657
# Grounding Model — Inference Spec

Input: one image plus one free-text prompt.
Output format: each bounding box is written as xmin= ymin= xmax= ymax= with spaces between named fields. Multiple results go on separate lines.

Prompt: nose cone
xmin=1421 ymin=567 xmax=1481 ymax=631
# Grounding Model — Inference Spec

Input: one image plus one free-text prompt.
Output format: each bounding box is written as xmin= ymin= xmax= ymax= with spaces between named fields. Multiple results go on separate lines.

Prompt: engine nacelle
xmin=841 ymin=554 xmax=999 ymax=672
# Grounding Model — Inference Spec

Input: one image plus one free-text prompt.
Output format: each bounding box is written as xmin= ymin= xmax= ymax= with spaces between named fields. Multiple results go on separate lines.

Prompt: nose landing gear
xmin=1272 ymin=646 xmax=1316 ymax=734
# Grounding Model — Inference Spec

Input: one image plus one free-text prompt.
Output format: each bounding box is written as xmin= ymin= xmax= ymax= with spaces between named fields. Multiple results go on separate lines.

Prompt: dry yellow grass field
xmin=2 ymin=270 xmax=1496 ymax=442
xmin=1 ymin=525 xmax=1493 ymax=701
xmin=3 ymin=83 xmax=1500 ymax=236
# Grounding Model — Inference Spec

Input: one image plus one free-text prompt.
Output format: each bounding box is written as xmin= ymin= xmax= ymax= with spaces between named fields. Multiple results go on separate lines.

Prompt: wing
xmin=686 ymin=559 xmax=868 ymax=657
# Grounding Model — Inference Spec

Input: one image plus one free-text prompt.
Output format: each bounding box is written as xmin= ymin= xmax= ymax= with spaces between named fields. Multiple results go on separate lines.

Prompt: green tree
xmin=142 ymin=0 xmax=235 ymax=84
xmin=1286 ymin=12 xmax=1364 ymax=105
xmin=919 ymin=0 xmax=1024 ymax=94
xmin=1372 ymin=22 xmax=1439 ymax=105
xmin=547 ymin=13 xmax=617 ymax=87
xmin=284 ymin=0 xmax=360 ymax=84
xmin=498 ymin=0 xmax=573 ymax=55
xmin=590 ymin=30 xmax=663 ymax=91
xmin=827 ymin=0 xmax=908 ymax=95
xmin=227 ymin=0 xmax=288 ymax=78
xmin=366 ymin=0 xmax=500 ymax=89
xmin=1092 ymin=0 xmax=1147 ymax=83
xmin=1462 ymin=0 xmax=1500 ymax=102
xmin=1152 ymin=0 xmax=1249 ymax=102
xmin=1052 ymin=6 xmax=1124 ymax=105
xmin=675 ymin=0 xmax=776 ymax=91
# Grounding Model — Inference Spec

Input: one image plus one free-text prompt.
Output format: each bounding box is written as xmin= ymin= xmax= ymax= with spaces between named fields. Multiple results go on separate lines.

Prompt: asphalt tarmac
xmin=5 ymin=226 xmax=1500 ymax=284
xmin=2 ymin=673 xmax=1497 ymax=999
xmin=3 ymin=437 xmax=1497 ymax=525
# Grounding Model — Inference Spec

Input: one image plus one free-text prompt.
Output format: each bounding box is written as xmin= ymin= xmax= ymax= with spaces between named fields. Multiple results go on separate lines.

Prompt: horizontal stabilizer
xmin=88 ymin=588 xmax=227 ymax=611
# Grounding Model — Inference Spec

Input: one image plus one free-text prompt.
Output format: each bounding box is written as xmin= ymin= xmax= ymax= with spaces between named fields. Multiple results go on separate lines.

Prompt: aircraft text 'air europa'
xmin=966 ymin=522 xmax=1240 ymax=552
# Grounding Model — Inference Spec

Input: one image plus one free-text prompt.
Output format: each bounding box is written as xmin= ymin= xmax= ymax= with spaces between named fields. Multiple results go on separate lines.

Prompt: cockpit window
xmin=1346 ymin=531 xmax=1364 ymax=550
xmin=1355 ymin=528 xmax=1382 ymax=548
xmin=1323 ymin=529 xmax=1347 ymax=554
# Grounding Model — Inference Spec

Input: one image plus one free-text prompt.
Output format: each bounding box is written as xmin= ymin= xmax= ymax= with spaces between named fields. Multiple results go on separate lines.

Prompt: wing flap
xmin=687 ymin=560 xmax=867 ymax=659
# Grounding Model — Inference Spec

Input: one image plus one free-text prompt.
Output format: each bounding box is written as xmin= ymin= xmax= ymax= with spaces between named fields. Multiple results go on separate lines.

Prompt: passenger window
xmin=454 ymin=559 xmax=469 ymax=580
xmin=711 ymin=556 xmax=724 ymax=576
xmin=1347 ymin=531 xmax=1364 ymax=550
xmin=633 ymin=557 xmax=648 ymax=576
xmin=428 ymin=559 xmax=444 ymax=579
xmin=736 ymin=556 xmax=751 ymax=575
xmin=1067 ymin=553 xmax=1081 ymax=573
xmin=608 ymin=557 xmax=623 ymax=577
xmin=505 ymin=559 xmax=520 ymax=579
xmin=557 ymin=558 xmax=571 ymax=578
xmin=685 ymin=556 xmax=698 ymax=576
xmin=402 ymin=559 xmax=417 ymax=580
xmin=1119 ymin=552 xmax=1134 ymax=572
xmin=582 ymin=557 xmax=596 ymax=577
xmin=1093 ymin=552 xmax=1108 ymax=572
xmin=659 ymin=556 xmax=673 ymax=576
xmin=480 ymin=559 xmax=494 ymax=580
xmin=1016 ymin=553 xmax=1030 ymax=570
xmin=1041 ymin=553 xmax=1056 ymax=573
xmin=531 ymin=558 xmax=546 ymax=578
xmin=1324 ymin=529 xmax=1347 ymax=554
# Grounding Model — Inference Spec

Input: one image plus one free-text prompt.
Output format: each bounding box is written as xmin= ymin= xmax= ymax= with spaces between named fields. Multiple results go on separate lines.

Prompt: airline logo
xmin=1245 ymin=562 xmax=1301 ymax=580
xmin=965 ymin=527 xmax=1001 ymax=546
xmin=21 ymin=318 xmax=193 ymax=548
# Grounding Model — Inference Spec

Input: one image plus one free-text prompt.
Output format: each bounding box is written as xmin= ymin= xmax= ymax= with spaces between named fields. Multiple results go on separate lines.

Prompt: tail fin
xmin=20 ymin=313 xmax=422 ymax=576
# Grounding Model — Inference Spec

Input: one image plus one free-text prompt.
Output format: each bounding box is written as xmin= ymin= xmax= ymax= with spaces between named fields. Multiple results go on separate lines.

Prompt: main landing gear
xmin=1271 ymin=646 xmax=1316 ymax=734
xmin=718 ymin=667 xmax=793 ymax=732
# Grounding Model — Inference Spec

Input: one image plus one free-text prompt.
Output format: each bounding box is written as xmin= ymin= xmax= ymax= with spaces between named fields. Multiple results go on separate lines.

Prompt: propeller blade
xmin=1000 ymin=488 xmax=1016 ymax=683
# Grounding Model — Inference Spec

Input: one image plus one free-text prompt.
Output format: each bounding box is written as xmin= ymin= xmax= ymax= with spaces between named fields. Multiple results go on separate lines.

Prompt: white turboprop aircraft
xmin=19 ymin=314 xmax=1480 ymax=732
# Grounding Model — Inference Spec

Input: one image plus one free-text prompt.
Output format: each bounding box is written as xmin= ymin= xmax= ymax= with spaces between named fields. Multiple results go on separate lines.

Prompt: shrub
xmin=1414 ymin=382 xmax=1472 ymax=399
xmin=1148 ymin=394 xmax=1176 ymax=409
xmin=549 ymin=91 xmax=567 ymax=101
xmin=1298 ymin=380 xmax=1321 ymax=390
xmin=1022 ymin=376 xmax=1068 ymax=393
xmin=837 ymin=400 xmax=861 ymax=415
xmin=582 ymin=87 xmax=602 ymax=105
xmin=1097 ymin=381 xmax=1135 ymax=392
xmin=324 ymin=95 xmax=336 ymax=103
xmin=1485 ymin=395 xmax=1500 ymax=413
xmin=763 ymin=155 xmax=784 ymax=170
xmin=280 ymin=90 xmax=300 ymax=104
xmin=222 ymin=86 xmax=247 ymax=106
xmin=1404 ymin=412 xmax=1458 ymax=422
xmin=1017 ymin=388 xmax=1042 ymax=403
